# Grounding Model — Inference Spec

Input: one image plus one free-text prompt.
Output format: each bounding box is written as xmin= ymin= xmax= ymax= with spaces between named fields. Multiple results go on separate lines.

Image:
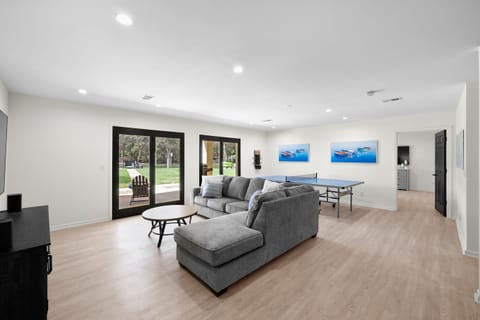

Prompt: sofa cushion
xmin=225 ymin=176 xmax=250 ymax=200
xmin=225 ymin=201 xmax=249 ymax=214
xmin=207 ymin=198 xmax=238 ymax=212
xmin=174 ymin=213 xmax=264 ymax=267
xmin=223 ymin=176 xmax=233 ymax=195
xmin=284 ymin=185 xmax=315 ymax=196
xmin=194 ymin=195 xmax=209 ymax=206
xmin=244 ymin=177 xmax=266 ymax=200
xmin=262 ymin=180 xmax=283 ymax=193
xmin=202 ymin=182 xmax=224 ymax=198
xmin=245 ymin=190 xmax=287 ymax=227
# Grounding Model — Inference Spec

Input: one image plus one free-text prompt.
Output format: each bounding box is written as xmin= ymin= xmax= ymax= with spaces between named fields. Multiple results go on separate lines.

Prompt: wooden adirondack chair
xmin=130 ymin=175 xmax=149 ymax=204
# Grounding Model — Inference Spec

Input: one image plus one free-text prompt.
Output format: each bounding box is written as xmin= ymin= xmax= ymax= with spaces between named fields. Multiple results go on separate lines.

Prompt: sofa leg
xmin=311 ymin=233 xmax=317 ymax=239
xmin=214 ymin=288 xmax=228 ymax=297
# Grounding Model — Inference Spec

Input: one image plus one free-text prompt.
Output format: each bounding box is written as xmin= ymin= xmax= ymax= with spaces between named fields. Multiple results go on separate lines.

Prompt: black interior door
xmin=434 ymin=130 xmax=447 ymax=216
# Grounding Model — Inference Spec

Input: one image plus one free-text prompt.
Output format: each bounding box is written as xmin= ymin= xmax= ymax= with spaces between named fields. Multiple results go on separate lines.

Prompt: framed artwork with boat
xmin=331 ymin=140 xmax=377 ymax=163
xmin=279 ymin=144 xmax=309 ymax=162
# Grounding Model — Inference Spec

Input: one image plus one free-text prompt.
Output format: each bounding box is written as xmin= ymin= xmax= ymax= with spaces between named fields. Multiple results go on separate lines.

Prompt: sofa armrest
xmin=251 ymin=191 xmax=319 ymax=260
xmin=191 ymin=187 xmax=201 ymax=205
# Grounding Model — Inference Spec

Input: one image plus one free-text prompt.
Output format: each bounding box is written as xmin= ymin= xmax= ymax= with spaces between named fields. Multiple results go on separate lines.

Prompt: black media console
xmin=0 ymin=206 xmax=52 ymax=319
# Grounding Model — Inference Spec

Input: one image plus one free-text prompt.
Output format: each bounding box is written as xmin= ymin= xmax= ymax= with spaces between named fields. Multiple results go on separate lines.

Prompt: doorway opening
xmin=396 ymin=129 xmax=447 ymax=216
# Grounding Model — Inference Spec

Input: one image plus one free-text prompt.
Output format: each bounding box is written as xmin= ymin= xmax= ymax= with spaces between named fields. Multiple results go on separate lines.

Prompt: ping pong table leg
xmin=350 ymin=187 xmax=353 ymax=211
xmin=336 ymin=187 xmax=340 ymax=218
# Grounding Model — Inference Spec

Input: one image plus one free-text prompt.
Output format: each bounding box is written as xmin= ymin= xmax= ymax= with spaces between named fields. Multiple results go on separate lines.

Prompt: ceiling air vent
xmin=142 ymin=94 xmax=154 ymax=100
xmin=382 ymin=97 xmax=403 ymax=103
xmin=262 ymin=119 xmax=272 ymax=123
xmin=366 ymin=89 xmax=384 ymax=96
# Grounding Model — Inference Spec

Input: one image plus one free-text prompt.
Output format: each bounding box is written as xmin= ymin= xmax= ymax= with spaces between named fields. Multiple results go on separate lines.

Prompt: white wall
xmin=6 ymin=93 xmax=267 ymax=230
xmin=265 ymin=111 xmax=455 ymax=213
xmin=0 ymin=79 xmax=8 ymax=210
xmin=465 ymin=79 xmax=479 ymax=258
xmin=455 ymin=79 xmax=480 ymax=259
xmin=476 ymin=49 xmax=480 ymax=305
xmin=397 ymin=131 xmax=435 ymax=192
xmin=455 ymin=85 xmax=468 ymax=253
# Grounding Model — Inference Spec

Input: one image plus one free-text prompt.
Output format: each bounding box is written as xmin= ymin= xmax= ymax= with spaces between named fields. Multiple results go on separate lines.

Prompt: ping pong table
xmin=263 ymin=173 xmax=364 ymax=218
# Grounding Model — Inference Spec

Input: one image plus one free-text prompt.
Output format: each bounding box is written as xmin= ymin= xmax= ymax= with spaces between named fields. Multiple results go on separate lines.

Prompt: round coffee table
xmin=142 ymin=205 xmax=197 ymax=248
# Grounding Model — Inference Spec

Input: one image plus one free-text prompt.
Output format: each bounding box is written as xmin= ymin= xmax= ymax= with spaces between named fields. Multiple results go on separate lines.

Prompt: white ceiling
xmin=0 ymin=0 xmax=479 ymax=130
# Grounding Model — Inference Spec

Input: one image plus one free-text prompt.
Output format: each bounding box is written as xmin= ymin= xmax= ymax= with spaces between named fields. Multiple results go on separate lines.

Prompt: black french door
xmin=434 ymin=130 xmax=447 ymax=216
xmin=113 ymin=127 xmax=185 ymax=219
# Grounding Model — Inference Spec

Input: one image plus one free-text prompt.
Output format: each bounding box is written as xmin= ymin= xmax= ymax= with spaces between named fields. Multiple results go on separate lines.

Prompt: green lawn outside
xmin=119 ymin=166 xmax=236 ymax=188
xmin=212 ymin=167 xmax=236 ymax=176
xmin=119 ymin=167 xmax=181 ymax=188
xmin=119 ymin=168 xmax=131 ymax=188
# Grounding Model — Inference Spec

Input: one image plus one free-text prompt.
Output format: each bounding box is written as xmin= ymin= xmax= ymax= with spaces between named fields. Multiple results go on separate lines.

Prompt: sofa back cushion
xmin=284 ymin=185 xmax=314 ymax=196
xmin=245 ymin=190 xmax=286 ymax=227
xmin=225 ymin=176 xmax=250 ymax=200
xmin=223 ymin=176 xmax=233 ymax=195
xmin=244 ymin=177 xmax=265 ymax=200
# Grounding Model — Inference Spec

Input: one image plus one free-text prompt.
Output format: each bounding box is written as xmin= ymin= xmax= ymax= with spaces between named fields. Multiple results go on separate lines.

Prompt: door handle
xmin=432 ymin=174 xmax=437 ymax=176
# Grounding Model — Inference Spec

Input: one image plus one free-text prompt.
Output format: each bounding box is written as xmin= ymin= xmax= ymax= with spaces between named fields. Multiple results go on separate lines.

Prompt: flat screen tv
xmin=397 ymin=146 xmax=409 ymax=165
xmin=0 ymin=110 xmax=7 ymax=195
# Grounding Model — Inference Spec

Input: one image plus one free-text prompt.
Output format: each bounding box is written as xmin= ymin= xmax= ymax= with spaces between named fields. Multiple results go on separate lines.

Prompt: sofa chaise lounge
xmin=175 ymin=184 xmax=319 ymax=295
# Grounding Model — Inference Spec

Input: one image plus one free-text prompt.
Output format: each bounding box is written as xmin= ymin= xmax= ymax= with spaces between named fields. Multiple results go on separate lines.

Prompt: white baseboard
xmin=51 ymin=216 xmax=111 ymax=231
xmin=464 ymin=249 xmax=479 ymax=259
xmin=475 ymin=289 xmax=480 ymax=304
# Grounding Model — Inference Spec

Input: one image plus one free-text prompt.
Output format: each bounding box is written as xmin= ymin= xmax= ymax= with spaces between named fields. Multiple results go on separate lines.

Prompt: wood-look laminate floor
xmin=49 ymin=191 xmax=480 ymax=320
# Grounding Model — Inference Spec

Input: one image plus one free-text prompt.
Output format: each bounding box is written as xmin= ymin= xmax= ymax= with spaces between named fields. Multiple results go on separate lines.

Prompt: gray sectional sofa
xmin=175 ymin=183 xmax=319 ymax=296
xmin=192 ymin=176 xmax=266 ymax=218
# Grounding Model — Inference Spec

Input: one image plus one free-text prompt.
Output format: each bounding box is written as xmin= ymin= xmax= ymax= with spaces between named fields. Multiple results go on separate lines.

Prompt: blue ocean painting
xmin=331 ymin=140 xmax=377 ymax=163
xmin=279 ymin=144 xmax=309 ymax=162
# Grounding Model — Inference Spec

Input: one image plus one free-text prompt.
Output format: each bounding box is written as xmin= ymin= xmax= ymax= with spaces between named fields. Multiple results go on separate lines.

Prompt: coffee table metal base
xmin=147 ymin=217 xmax=192 ymax=247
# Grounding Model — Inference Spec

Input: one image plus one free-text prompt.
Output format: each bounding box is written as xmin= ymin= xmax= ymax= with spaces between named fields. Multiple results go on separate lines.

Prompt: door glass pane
xmin=155 ymin=137 xmax=181 ymax=204
xmin=118 ymin=134 xmax=150 ymax=210
xmin=223 ymin=142 xmax=239 ymax=176
xmin=202 ymin=140 xmax=221 ymax=178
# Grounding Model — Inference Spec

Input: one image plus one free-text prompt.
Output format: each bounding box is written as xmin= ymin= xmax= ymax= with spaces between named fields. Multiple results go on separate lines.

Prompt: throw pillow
xmin=200 ymin=175 xmax=224 ymax=192
xmin=262 ymin=180 xmax=282 ymax=193
xmin=202 ymin=182 xmax=224 ymax=198
xmin=248 ymin=190 xmax=262 ymax=210
xmin=245 ymin=190 xmax=287 ymax=227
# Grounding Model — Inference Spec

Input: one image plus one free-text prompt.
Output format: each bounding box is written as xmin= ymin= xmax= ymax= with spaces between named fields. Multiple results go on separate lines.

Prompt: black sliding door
xmin=199 ymin=135 xmax=240 ymax=185
xmin=113 ymin=127 xmax=185 ymax=219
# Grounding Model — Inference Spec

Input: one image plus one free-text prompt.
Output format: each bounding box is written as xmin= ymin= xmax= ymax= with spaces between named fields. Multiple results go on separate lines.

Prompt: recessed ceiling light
xmin=142 ymin=94 xmax=154 ymax=100
xmin=325 ymin=108 xmax=332 ymax=113
xmin=342 ymin=116 xmax=349 ymax=120
xmin=155 ymin=104 xmax=162 ymax=108
xmin=78 ymin=88 xmax=87 ymax=95
xmin=271 ymin=126 xmax=276 ymax=129
xmin=233 ymin=65 xmax=244 ymax=74
xmin=248 ymin=122 xmax=254 ymax=125
xmin=115 ymin=13 xmax=133 ymax=26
